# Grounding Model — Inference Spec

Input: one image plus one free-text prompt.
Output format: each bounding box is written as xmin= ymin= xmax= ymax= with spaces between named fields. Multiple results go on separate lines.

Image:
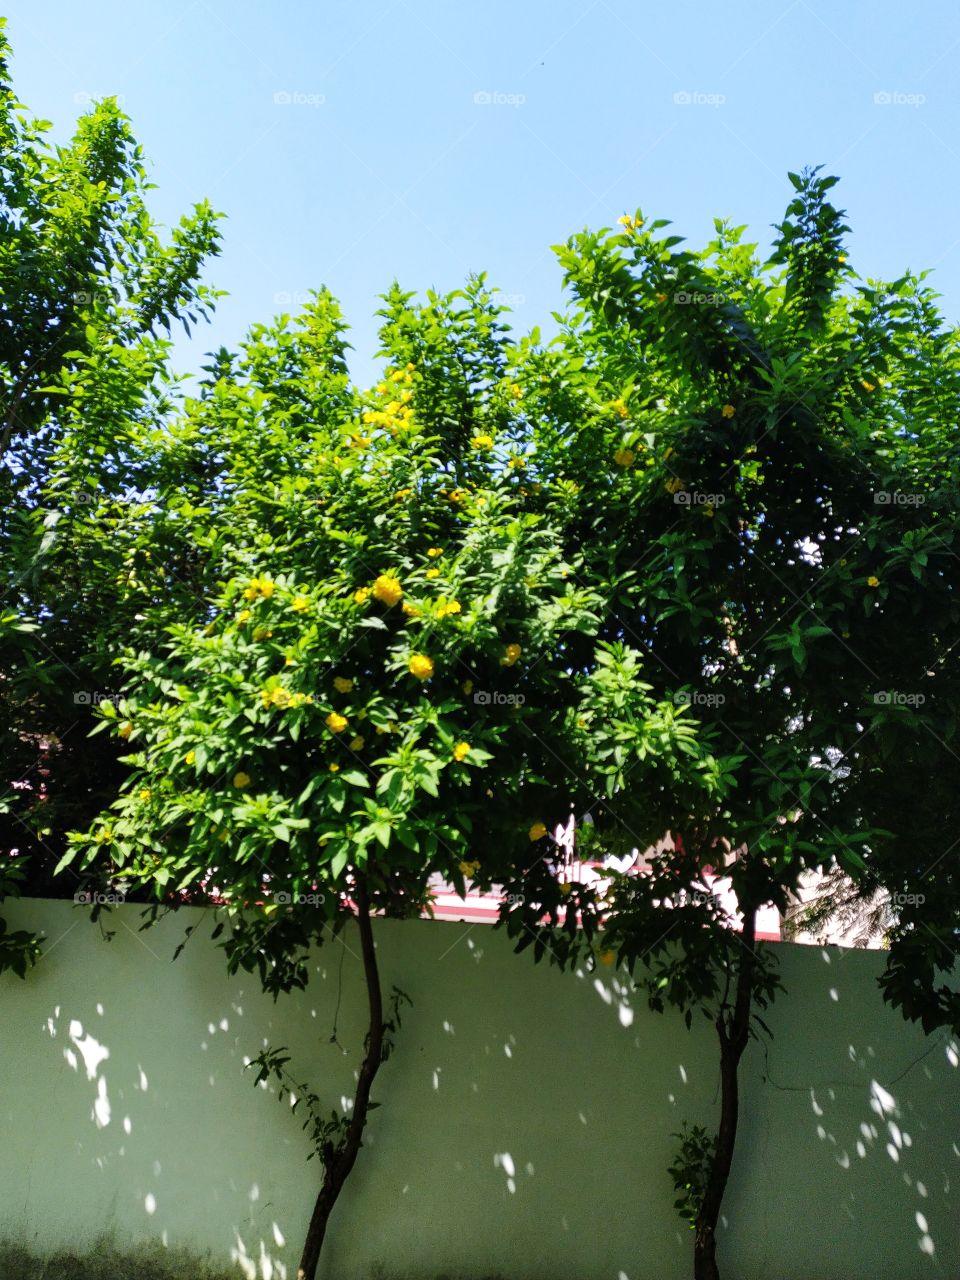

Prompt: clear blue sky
xmin=6 ymin=1 xmax=960 ymax=386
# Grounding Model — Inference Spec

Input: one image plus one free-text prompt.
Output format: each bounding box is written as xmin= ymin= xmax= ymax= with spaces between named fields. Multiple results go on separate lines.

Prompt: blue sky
xmin=6 ymin=1 xmax=960 ymax=386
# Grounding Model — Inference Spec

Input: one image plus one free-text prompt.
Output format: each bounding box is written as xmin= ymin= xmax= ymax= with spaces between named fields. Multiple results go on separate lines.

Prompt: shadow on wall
xmin=0 ymin=900 xmax=958 ymax=1280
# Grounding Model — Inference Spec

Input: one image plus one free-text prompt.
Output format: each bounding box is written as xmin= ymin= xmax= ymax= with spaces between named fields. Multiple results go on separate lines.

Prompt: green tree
xmin=64 ymin=283 xmax=723 ymax=1280
xmin=500 ymin=169 xmax=960 ymax=1280
xmin=0 ymin=18 xmax=221 ymax=963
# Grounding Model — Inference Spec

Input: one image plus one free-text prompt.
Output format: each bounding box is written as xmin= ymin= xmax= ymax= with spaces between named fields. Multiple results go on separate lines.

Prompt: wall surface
xmin=1 ymin=899 xmax=958 ymax=1280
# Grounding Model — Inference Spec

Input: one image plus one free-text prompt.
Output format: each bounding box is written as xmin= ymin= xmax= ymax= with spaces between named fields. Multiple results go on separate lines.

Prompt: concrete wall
xmin=1 ymin=899 xmax=957 ymax=1280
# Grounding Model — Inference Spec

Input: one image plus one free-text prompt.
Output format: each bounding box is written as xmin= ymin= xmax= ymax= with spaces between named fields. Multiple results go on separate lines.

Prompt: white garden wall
xmin=1 ymin=899 xmax=957 ymax=1280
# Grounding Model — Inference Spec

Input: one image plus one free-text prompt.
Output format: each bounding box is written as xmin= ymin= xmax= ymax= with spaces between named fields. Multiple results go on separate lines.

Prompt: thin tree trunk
xmin=693 ymin=907 xmax=757 ymax=1280
xmin=297 ymin=880 xmax=385 ymax=1280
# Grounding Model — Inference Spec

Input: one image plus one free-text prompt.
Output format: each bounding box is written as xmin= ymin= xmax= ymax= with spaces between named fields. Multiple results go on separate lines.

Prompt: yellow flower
xmin=402 ymin=601 xmax=422 ymax=617
xmin=394 ymin=487 xmax=413 ymax=500
xmin=389 ymin=369 xmax=404 ymax=383
xmin=237 ymin=608 xmax=252 ymax=623
xmin=665 ymin=476 xmax=684 ymax=494
xmin=290 ymin=595 xmax=310 ymax=613
xmin=333 ymin=676 xmax=354 ymax=693
xmin=447 ymin=489 xmax=465 ymax=504
xmin=138 ymin=788 xmax=151 ymax=802
xmin=437 ymin=600 xmax=462 ymax=618
xmin=425 ymin=567 xmax=440 ymax=579
xmin=96 ymin=828 xmax=113 ymax=844
xmin=348 ymin=735 xmax=365 ymax=752
xmin=655 ymin=291 xmax=668 ymax=303
xmin=471 ymin=433 xmax=495 ymax=450
xmin=861 ymin=379 xmax=875 ymax=392
xmin=372 ymin=574 xmax=403 ymax=606
xmin=559 ymin=881 xmax=572 ymax=897
xmin=326 ymin=712 xmax=349 ymax=734
xmin=459 ymin=859 xmax=481 ymax=876
xmin=328 ymin=762 xmax=340 ymax=773
xmin=507 ymin=456 xmax=526 ymax=469
xmin=617 ymin=214 xmax=633 ymax=227
xmin=721 ymin=404 xmax=735 ymax=418
xmin=462 ymin=679 xmax=474 ymax=695
xmin=233 ymin=771 xmax=251 ymax=789
xmin=427 ymin=547 xmax=443 ymax=558
xmin=528 ymin=822 xmax=548 ymax=842
xmin=376 ymin=382 xmax=387 ymax=394
xmin=867 ymin=575 xmax=880 ymax=588
xmin=253 ymin=627 xmax=273 ymax=641
xmin=510 ymin=383 xmax=523 ymax=400
xmin=185 ymin=750 xmax=196 ymax=765
xmin=400 ymin=388 xmax=413 ymax=403
xmin=353 ymin=586 xmax=371 ymax=605
xmin=118 ymin=722 xmax=132 ymax=740
xmin=838 ymin=254 xmax=846 ymax=264
xmin=702 ymin=505 xmax=715 ymax=518
xmin=612 ymin=398 xmax=629 ymax=419
xmin=613 ymin=448 xmax=635 ymax=468
xmin=408 ymin=653 xmax=434 ymax=681
xmin=501 ymin=643 xmax=522 ymax=667
xmin=453 ymin=741 xmax=470 ymax=761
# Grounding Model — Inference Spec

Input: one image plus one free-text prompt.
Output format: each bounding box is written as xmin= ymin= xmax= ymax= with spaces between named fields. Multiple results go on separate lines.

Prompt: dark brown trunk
xmin=297 ymin=881 xmax=384 ymax=1280
xmin=693 ymin=908 xmax=757 ymax=1280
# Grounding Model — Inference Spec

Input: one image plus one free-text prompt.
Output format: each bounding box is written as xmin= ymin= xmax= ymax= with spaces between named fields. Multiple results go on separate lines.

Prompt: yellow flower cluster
xmin=617 ymin=214 xmax=640 ymax=232
xmin=425 ymin=567 xmax=440 ymax=579
xmin=501 ymin=643 xmax=522 ymax=667
xmin=613 ymin=448 xmax=636 ymax=468
xmin=436 ymin=599 xmax=462 ymax=619
xmin=353 ymin=586 xmax=371 ymax=605
xmin=290 ymin=595 xmax=310 ymax=613
xmin=233 ymin=771 xmax=251 ymax=789
xmin=452 ymin=741 xmax=470 ymax=762
xmin=510 ymin=383 xmax=523 ymax=401
xmin=243 ymin=575 xmax=275 ymax=601
xmin=261 ymin=687 xmax=312 ymax=710
xmin=721 ymin=404 xmax=735 ymax=418
xmin=459 ymin=858 xmax=481 ymax=876
xmin=333 ymin=676 xmax=353 ymax=693
xmin=471 ymin=433 xmax=494 ymax=450
xmin=408 ymin=654 xmax=434 ymax=681
xmin=665 ymin=476 xmax=684 ymax=494
xmin=372 ymin=574 xmax=403 ymax=606
xmin=326 ymin=711 xmax=349 ymax=733
xmin=611 ymin=398 xmax=629 ymax=419
xmin=528 ymin=822 xmax=548 ymax=841
xmin=427 ymin=547 xmax=443 ymax=558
